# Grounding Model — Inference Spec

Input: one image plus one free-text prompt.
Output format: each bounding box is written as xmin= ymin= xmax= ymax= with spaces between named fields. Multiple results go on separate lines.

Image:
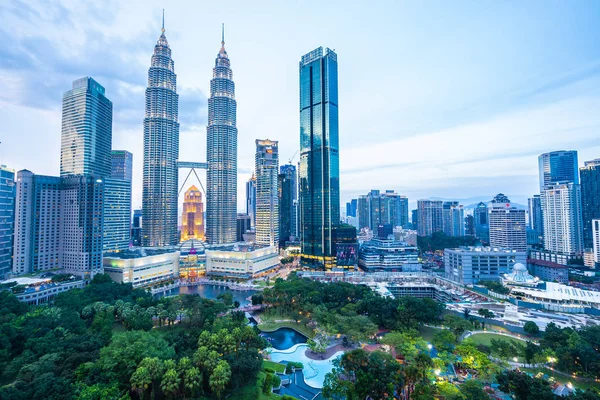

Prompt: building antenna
xmin=161 ymin=9 xmax=165 ymax=33
xmin=221 ymin=23 xmax=225 ymax=45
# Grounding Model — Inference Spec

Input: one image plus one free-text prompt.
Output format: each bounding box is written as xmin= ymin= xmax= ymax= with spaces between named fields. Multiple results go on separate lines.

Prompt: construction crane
xmin=288 ymin=150 xmax=298 ymax=165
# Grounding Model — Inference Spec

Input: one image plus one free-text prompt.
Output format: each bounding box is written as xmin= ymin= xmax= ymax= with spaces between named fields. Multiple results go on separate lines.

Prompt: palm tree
xmin=161 ymin=368 xmax=181 ymax=399
xmin=209 ymin=361 xmax=231 ymax=399
xmin=183 ymin=367 xmax=202 ymax=399
xmin=131 ymin=366 xmax=152 ymax=400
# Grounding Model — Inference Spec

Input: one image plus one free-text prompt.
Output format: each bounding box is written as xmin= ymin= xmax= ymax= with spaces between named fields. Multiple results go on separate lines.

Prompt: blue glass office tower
xmin=60 ymin=77 xmax=112 ymax=177
xmin=299 ymin=47 xmax=340 ymax=269
xmin=538 ymin=150 xmax=578 ymax=191
xmin=142 ymin=22 xmax=180 ymax=247
xmin=0 ymin=166 xmax=15 ymax=279
xmin=580 ymin=159 xmax=600 ymax=249
xmin=206 ymin=29 xmax=237 ymax=244
xmin=104 ymin=150 xmax=133 ymax=252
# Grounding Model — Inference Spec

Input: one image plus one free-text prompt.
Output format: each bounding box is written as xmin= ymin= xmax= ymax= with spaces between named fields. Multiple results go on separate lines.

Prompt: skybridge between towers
xmin=178 ymin=161 xmax=207 ymax=196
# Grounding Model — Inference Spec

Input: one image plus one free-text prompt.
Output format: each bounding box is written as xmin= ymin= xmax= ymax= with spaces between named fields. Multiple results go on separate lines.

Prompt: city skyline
xmin=2 ymin=2 xmax=600 ymax=212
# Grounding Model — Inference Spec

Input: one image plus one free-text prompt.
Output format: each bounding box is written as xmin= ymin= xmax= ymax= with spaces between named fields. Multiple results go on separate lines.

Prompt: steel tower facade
xmin=142 ymin=21 xmax=180 ymax=246
xmin=206 ymin=29 xmax=238 ymax=244
xmin=299 ymin=47 xmax=340 ymax=268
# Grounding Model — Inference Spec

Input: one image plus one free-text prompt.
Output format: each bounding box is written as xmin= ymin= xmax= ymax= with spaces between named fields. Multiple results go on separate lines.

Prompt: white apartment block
xmin=488 ymin=203 xmax=527 ymax=251
xmin=541 ymin=183 xmax=583 ymax=256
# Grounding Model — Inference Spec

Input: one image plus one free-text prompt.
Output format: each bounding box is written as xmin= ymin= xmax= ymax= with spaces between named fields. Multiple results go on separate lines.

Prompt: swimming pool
xmin=261 ymin=327 xmax=307 ymax=350
xmin=269 ymin=343 xmax=344 ymax=388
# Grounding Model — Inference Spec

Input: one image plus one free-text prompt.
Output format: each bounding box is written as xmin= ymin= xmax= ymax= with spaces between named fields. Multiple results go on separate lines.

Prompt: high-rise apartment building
xmin=246 ymin=175 xmax=256 ymax=228
xmin=103 ymin=150 xmax=133 ymax=252
xmin=357 ymin=190 xmax=408 ymax=231
xmin=180 ymin=186 xmax=205 ymax=242
xmin=538 ymin=150 xmax=578 ymax=191
xmin=416 ymin=200 xmax=443 ymax=236
xmin=60 ymin=77 xmax=112 ymax=178
xmin=13 ymin=171 xmax=62 ymax=275
xmin=591 ymin=219 xmax=600 ymax=267
xmin=474 ymin=202 xmax=489 ymax=242
xmin=279 ymin=165 xmax=297 ymax=247
xmin=450 ymin=205 xmax=465 ymax=237
xmin=465 ymin=214 xmax=475 ymax=236
xmin=528 ymin=195 xmax=543 ymax=244
xmin=488 ymin=194 xmax=527 ymax=252
xmin=541 ymin=183 xmax=583 ymax=256
xmin=60 ymin=175 xmax=104 ymax=280
xmin=142 ymin=22 xmax=180 ymax=247
xmin=13 ymin=171 xmax=105 ymax=279
xmin=580 ymin=159 xmax=600 ymax=249
xmin=299 ymin=47 xmax=340 ymax=268
xmin=0 ymin=166 xmax=15 ymax=279
xmin=206 ymin=30 xmax=237 ymax=244
xmin=255 ymin=139 xmax=279 ymax=247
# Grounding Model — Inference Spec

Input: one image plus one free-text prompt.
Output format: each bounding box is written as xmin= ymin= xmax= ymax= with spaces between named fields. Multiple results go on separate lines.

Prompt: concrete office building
xmin=488 ymin=194 xmax=527 ymax=252
xmin=444 ymin=246 xmax=527 ymax=285
xmin=527 ymin=259 xmax=568 ymax=284
xmin=358 ymin=239 xmax=420 ymax=272
xmin=205 ymin=244 xmax=279 ymax=279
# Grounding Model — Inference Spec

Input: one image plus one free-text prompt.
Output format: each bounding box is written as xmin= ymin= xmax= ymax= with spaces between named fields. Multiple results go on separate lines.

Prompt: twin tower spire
xmin=142 ymin=10 xmax=237 ymax=247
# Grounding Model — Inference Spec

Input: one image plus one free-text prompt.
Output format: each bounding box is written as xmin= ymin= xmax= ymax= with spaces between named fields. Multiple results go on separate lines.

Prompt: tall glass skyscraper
xmin=581 ymin=159 xmax=600 ymax=249
xmin=255 ymin=139 xmax=279 ymax=247
xmin=142 ymin=21 xmax=180 ymax=247
xmin=0 ymin=166 xmax=15 ymax=279
xmin=246 ymin=175 xmax=256 ymax=227
xmin=60 ymin=77 xmax=112 ymax=177
xmin=206 ymin=29 xmax=237 ymax=244
xmin=104 ymin=150 xmax=133 ymax=252
xmin=299 ymin=47 xmax=340 ymax=268
xmin=538 ymin=150 xmax=578 ymax=191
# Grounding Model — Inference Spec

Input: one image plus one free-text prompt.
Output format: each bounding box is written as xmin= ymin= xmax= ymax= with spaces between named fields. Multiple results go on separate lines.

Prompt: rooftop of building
xmin=527 ymin=258 xmax=568 ymax=269
xmin=445 ymin=246 xmax=525 ymax=254
xmin=103 ymin=247 xmax=180 ymax=259
xmin=207 ymin=242 xmax=275 ymax=253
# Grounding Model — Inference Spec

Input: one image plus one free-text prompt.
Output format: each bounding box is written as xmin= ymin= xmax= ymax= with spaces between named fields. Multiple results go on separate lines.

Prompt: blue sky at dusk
xmin=1 ymin=0 xmax=600 ymax=211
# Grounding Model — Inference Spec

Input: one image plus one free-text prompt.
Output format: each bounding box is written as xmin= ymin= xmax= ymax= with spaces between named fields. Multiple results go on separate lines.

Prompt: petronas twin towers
xmin=142 ymin=18 xmax=237 ymax=246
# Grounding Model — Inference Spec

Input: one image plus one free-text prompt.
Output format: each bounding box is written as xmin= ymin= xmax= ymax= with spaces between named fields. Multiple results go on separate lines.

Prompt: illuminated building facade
xmin=180 ymin=185 xmax=205 ymax=242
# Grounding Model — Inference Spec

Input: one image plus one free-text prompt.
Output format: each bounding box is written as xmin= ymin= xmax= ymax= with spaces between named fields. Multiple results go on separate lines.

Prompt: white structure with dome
xmin=502 ymin=263 xmax=539 ymax=287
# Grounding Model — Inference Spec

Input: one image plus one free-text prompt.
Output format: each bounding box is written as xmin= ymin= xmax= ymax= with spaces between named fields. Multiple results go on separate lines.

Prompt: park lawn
xmin=419 ymin=325 xmax=442 ymax=342
xmin=258 ymin=320 xmax=315 ymax=338
xmin=521 ymin=367 xmax=598 ymax=391
xmin=468 ymin=332 xmax=527 ymax=347
xmin=263 ymin=360 xmax=287 ymax=374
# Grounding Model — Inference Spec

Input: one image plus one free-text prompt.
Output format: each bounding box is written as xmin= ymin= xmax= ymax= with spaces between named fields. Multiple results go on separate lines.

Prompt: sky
xmin=1 ymin=0 xmax=600 ymax=212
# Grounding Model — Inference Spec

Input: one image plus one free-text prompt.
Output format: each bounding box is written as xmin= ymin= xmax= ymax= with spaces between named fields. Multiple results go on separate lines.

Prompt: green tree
xmin=183 ymin=367 xmax=202 ymax=399
xmin=432 ymin=329 xmax=456 ymax=353
xmin=436 ymin=381 xmax=464 ymax=400
xmin=524 ymin=321 xmax=540 ymax=335
xmin=497 ymin=370 xmax=555 ymax=400
xmin=458 ymin=379 xmax=489 ymax=400
xmin=161 ymin=368 xmax=180 ymax=399
xmin=131 ymin=366 xmax=152 ymax=400
xmin=209 ymin=360 xmax=231 ymax=399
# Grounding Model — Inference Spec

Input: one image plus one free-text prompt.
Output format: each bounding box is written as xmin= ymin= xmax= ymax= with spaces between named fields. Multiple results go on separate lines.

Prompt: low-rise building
xmin=3 ymin=276 xmax=85 ymax=305
xmin=103 ymin=248 xmax=180 ymax=288
xmin=358 ymin=239 xmax=420 ymax=272
xmin=529 ymin=249 xmax=578 ymax=266
xmin=444 ymin=246 xmax=527 ymax=285
xmin=205 ymin=243 xmax=279 ymax=279
xmin=527 ymin=259 xmax=568 ymax=284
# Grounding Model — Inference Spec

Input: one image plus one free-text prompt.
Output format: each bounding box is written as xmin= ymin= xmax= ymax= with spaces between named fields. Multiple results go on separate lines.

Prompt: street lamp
xmin=513 ymin=357 xmax=518 ymax=363
xmin=548 ymin=357 xmax=556 ymax=380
